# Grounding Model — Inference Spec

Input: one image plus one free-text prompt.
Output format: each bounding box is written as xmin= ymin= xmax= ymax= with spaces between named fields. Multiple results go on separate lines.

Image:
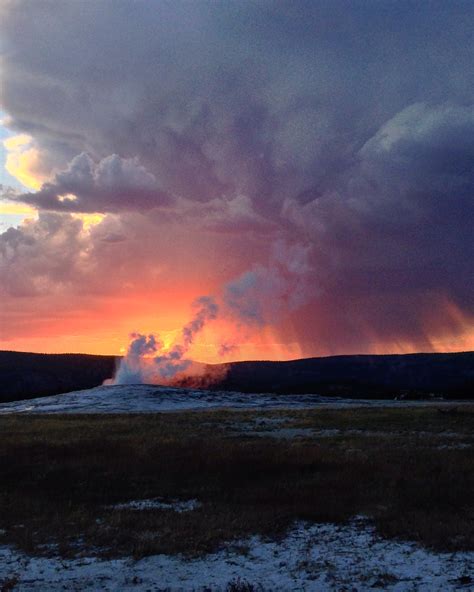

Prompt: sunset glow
xmin=3 ymin=134 xmax=46 ymax=190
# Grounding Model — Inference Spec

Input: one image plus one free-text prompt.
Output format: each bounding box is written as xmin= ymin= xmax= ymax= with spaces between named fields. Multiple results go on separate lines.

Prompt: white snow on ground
xmin=0 ymin=384 xmax=467 ymax=415
xmin=110 ymin=498 xmax=200 ymax=512
xmin=0 ymin=520 xmax=473 ymax=591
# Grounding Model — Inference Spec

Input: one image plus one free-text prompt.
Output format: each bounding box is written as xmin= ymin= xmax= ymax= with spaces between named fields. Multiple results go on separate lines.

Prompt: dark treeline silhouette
xmin=0 ymin=350 xmax=473 ymax=403
xmin=184 ymin=352 xmax=474 ymax=400
xmin=0 ymin=351 xmax=117 ymax=403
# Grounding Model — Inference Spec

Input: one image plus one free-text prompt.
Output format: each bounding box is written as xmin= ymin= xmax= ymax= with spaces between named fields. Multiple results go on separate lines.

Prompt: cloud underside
xmin=1 ymin=1 xmax=473 ymax=353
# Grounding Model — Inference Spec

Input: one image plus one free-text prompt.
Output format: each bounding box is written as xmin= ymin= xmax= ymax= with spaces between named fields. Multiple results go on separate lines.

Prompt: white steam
xmin=114 ymin=296 xmax=218 ymax=384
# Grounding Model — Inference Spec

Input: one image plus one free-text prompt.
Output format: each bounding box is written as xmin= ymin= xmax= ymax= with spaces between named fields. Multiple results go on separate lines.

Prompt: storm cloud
xmin=1 ymin=1 xmax=473 ymax=355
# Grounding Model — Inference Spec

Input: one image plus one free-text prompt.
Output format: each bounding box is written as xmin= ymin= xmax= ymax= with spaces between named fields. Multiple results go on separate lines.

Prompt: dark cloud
xmin=1 ymin=1 xmax=473 ymax=352
xmin=4 ymin=1 xmax=474 ymax=209
xmin=13 ymin=153 xmax=169 ymax=213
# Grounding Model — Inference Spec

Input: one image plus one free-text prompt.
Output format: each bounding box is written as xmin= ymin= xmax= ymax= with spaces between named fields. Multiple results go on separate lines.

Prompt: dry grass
xmin=0 ymin=406 xmax=473 ymax=558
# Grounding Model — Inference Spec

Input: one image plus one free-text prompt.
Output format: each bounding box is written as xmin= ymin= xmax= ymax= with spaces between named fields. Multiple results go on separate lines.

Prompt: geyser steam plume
xmin=111 ymin=240 xmax=313 ymax=386
xmin=114 ymin=296 xmax=218 ymax=385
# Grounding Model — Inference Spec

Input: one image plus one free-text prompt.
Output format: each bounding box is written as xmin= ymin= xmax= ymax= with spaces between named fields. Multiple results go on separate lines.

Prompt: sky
xmin=0 ymin=0 xmax=473 ymax=362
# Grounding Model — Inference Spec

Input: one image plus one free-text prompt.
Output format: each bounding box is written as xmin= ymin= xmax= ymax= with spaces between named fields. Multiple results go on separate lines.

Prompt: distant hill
xmin=184 ymin=352 xmax=474 ymax=400
xmin=0 ymin=351 xmax=117 ymax=403
xmin=0 ymin=350 xmax=473 ymax=403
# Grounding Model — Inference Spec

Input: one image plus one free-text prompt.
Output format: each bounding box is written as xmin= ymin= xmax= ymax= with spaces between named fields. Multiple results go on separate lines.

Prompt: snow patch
xmin=110 ymin=498 xmax=200 ymax=512
xmin=0 ymin=520 xmax=473 ymax=591
xmin=0 ymin=384 xmax=470 ymax=415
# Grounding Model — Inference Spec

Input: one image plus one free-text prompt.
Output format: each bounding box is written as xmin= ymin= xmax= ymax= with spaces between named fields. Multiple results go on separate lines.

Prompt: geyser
xmin=114 ymin=296 xmax=218 ymax=385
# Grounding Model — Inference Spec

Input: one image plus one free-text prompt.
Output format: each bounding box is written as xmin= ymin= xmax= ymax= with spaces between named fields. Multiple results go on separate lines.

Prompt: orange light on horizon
xmin=1 ymin=283 xmax=473 ymax=361
xmin=2 ymin=313 xmax=473 ymax=362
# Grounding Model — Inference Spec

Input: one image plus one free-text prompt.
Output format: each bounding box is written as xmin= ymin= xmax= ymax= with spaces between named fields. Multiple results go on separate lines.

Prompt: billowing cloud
xmin=0 ymin=213 xmax=89 ymax=296
xmin=0 ymin=1 xmax=473 ymax=358
xmin=11 ymin=152 xmax=167 ymax=213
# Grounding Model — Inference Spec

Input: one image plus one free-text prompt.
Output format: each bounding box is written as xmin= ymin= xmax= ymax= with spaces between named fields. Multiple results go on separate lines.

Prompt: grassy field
xmin=0 ymin=406 xmax=473 ymax=559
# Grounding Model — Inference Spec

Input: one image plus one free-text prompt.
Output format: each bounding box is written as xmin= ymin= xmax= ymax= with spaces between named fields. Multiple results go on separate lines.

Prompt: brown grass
xmin=0 ymin=406 xmax=473 ymax=558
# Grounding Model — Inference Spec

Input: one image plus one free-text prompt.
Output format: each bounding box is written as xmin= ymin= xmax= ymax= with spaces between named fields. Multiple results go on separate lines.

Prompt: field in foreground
xmin=0 ymin=406 xmax=473 ymax=589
